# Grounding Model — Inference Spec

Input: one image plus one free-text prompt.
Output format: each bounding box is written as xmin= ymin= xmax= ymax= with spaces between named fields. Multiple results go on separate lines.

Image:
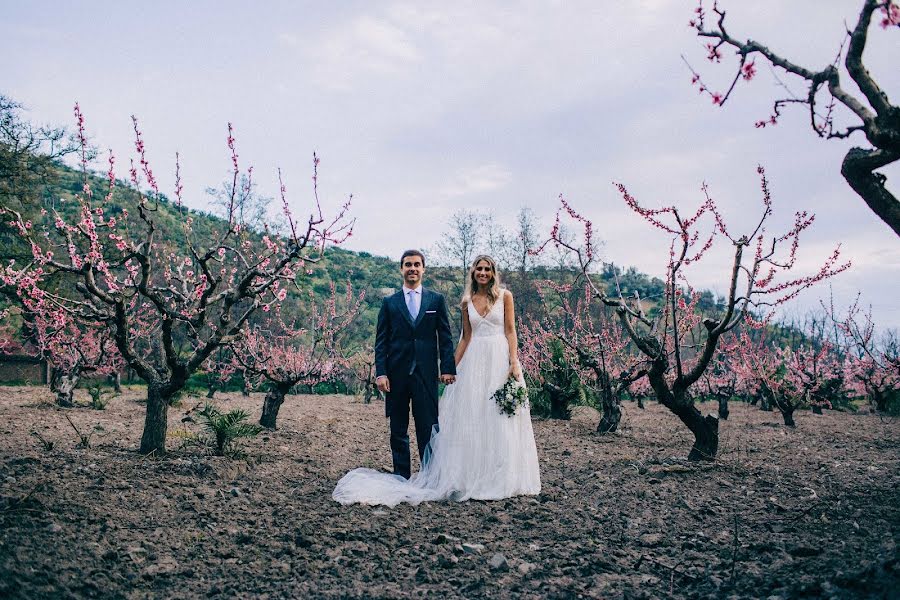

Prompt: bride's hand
xmin=508 ymin=361 xmax=522 ymax=381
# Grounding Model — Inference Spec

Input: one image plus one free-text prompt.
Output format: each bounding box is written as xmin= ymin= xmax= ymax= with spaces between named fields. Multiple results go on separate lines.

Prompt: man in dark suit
xmin=375 ymin=249 xmax=456 ymax=479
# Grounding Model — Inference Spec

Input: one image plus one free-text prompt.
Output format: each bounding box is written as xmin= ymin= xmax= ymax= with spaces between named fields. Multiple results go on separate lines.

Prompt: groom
xmin=375 ymin=249 xmax=456 ymax=479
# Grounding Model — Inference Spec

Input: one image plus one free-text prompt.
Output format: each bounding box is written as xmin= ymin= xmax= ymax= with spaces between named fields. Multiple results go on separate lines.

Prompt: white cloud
xmin=304 ymin=15 xmax=421 ymax=92
xmin=3 ymin=0 xmax=897 ymax=328
xmin=438 ymin=164 xmax=512 ymax=198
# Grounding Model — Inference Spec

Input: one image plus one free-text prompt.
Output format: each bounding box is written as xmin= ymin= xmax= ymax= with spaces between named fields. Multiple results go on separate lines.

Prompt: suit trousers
xmin=387 ymin=368 xmax=438 ymax=479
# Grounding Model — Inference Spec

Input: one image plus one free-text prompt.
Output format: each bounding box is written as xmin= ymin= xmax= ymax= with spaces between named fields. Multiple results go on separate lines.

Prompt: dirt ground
xmin=0 ymin=386 xmax=897 ymax=599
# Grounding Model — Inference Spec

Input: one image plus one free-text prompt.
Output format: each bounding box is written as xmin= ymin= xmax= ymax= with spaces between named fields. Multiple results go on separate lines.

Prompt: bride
xmin=332 ymin=254 xmax=541 ymax=506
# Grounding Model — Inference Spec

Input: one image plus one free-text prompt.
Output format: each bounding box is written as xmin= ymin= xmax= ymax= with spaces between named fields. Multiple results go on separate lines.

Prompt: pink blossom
xmin=741 ymin=60 xmax=756 ymax=81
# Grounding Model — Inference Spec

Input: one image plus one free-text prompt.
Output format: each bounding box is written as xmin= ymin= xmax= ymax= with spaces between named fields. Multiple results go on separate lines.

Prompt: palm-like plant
xmin=198 ymin=404 xmax=262 ymax=456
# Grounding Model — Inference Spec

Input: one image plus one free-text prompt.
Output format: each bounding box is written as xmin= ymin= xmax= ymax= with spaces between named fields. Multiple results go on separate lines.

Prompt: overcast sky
xmin=2 ymin=1 xmax=898 ymax=328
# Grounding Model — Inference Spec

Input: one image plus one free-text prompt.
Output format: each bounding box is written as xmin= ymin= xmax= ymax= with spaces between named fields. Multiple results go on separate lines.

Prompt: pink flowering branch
xmin=0 ymin=107 xmax=355 ymax=453
xmin=824 ymin=294 xmax=900 ymax=411
xmin=687 ymin=0 xmax=900 ymax=237
xmin=232 ymin=281 xmax=365 ymax=427
xmin=534 ymin=167 xmax=848 ymax=459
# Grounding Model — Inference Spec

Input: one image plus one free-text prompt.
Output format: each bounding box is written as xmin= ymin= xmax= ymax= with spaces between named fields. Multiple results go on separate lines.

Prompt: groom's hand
xmin=440 ymin=374 xmax=456 ymax=385
xmin=376 ymin=376 xmax=390 ymax=393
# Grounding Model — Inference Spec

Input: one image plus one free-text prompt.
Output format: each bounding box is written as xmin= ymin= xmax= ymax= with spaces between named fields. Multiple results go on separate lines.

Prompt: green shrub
xmin=198 ymin=403 xmax=262 ymax=457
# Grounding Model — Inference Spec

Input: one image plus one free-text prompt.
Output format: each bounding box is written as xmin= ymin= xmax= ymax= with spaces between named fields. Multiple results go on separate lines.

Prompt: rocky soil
xmin=0 ymin=386 xmax=898 ymax=599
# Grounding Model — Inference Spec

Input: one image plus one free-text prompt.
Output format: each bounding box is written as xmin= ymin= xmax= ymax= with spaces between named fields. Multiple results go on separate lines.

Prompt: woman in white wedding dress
xmin=332 ymin=255 xmax=541 ymax=507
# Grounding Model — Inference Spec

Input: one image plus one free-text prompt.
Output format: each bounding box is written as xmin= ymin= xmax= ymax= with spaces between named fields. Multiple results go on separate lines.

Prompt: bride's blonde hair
xmin=461 ymin=254 xmax=503 ymax=308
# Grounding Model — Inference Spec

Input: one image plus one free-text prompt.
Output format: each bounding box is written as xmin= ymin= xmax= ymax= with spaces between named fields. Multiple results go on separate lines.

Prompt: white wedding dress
xmin=332 ymin=292 xmax=541 ymax=507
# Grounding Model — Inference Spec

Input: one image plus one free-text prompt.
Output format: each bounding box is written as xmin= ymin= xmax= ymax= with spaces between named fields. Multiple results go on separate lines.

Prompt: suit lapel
xmin=413 ymin=288 xmax=430 ymax=328
xmin=397 ymin=290 xmax=416 ymax=328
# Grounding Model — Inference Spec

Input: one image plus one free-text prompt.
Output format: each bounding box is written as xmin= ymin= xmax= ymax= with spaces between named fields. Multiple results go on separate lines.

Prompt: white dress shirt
xmin=402 ymin=285 xmax=421 ymax=319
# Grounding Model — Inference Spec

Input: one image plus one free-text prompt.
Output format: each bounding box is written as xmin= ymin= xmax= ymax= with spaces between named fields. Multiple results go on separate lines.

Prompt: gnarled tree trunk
xmin=596 ymin=402 xmax=621 ymax=434
xmin=140 ymin=385 xmax=175 ymax=454
xmin=781 ymin=406 xmax=796 ymax=427
xmin=771 ymin=395 xmax=797 ymax=428
xmin=718 ymin=396 xmax=730 ymax=420
xmin=648 ymin=367 xmax=719 ymax=461
xmin=108 ymin=372 xmax=122 ymax=393
xmin=596 ymin=386 xmax=622 ymax=434
xmin=673 ymin=402 xmax=719 ymax=461
xmin=260 ymin=382 xmax=292 ymax=429
xmin=543 ymin=382 xmax=571 ymax=420
xmin=841 ymin=147 xmax=900 ymax=238
xmin=50 ymin=368 xmax=79 ymax=408
xmin=362 ymin=383 xmax=377 ymax=405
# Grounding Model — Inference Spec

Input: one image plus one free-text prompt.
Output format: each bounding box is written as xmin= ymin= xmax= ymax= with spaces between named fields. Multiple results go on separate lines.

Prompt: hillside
xmin=7 ymin=156 xmax=834 ymax=381
xmin=0 ymin=159 xmax=678 ymax=348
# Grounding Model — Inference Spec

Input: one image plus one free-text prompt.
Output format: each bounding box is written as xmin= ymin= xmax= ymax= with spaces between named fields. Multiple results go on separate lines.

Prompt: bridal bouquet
xmin=492 ymin=376 xmax=529 ymax=417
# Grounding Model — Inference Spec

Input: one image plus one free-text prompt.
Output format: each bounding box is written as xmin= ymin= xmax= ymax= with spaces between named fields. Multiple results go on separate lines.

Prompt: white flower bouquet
xmin=491 ymin=376 xmax=529 ymax=417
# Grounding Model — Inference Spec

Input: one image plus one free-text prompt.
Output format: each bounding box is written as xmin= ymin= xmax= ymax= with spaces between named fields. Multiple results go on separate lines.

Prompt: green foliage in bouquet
xmin=492 ymin=376 xmax=529 ymax=417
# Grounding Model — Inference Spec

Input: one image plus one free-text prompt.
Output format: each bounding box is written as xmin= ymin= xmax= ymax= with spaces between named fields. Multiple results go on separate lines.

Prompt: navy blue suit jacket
xmin=374 ymin=287 xmax=456 ymax=387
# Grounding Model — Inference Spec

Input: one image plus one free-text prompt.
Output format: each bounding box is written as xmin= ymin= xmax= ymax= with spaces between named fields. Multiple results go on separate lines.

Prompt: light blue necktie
xmin=406 ymin=290 xmax=419 ymax=320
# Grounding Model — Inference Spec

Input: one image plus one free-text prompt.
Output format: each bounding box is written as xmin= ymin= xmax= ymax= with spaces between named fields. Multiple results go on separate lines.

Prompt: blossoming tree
xmin=348 ymin=344 xmax=379 ymax=405
xmin=520 ymin=284 xmax=646 ymax=432
xmin=0 ymin=105 xmax=352 ymax=453
xmin=688 ymin=0 xmax=900 ymax=236
xmin=734 ymin=331 xmax=840 ymax=427
xmin=699 ymin=336 xmax=743 ymax=420
xmin=34 ymin=311 xmax=122 ymax=407
xmin=0 ymin=308 xmax=17 ymax=354
xmin=539 ymin=167 xmax=849 ymax=459
xmin=233 ymin=282 xmax=364 ymax=428
xmin=829 ymin=297 xmax=900 ymax=411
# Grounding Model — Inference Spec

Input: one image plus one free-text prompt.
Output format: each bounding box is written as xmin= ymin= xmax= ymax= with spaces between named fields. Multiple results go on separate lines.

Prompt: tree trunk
xmin=260 ymin=383 xmax=290 ymax=429
xmin=841 ymin=147 xmax=900 ymax=238
xmin=543 ymin=382 xmax=570 ymax=420
xmin=870 ymin=387 xmax=887 ymax=412
xmin=636 ymin=396 xmax=645 ymax=409
xmin=363 ymin=383 xmax=375 ymax=405
xmin=781 ymin=407 xmax=796 ymax=427
xmin=108 ymin=372 xmax=122 ymax=393
xmin=718 ymin=396 xmax=730 ymax=420
xmin=242 ymin=377 xmax=251 ymax=397
xmin=672 ymin=402 xmax=719 ymax=461
xmin=50 ymin=369 xmax=79 ymax=408
xmin=139 ymin=386 xmax=172 ymax=455
xmin=759 ymin=394 xmax=773 ymax=412
xmin=596 ymin=391 xmax=622 ymax=433
xmin=549 ymin=393 xmax=570 ymax=420
xmin=811 ymin=405 xmax=823 ymax=415
xmin=206 ymin=384 xmax=217 ymax=399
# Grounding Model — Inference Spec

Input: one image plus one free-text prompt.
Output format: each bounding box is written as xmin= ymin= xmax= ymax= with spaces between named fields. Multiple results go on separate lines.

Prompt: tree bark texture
xmin=718 ymin=396 xmax=730 ymax=421
xmin=50 ymin=370 xmax=78 ymax=408
xmin=139 ymin=386 xmax=172 ymax=454
xmin=841 ymin=147 xmax=900 ymax=237
xmin=672 ymin=402 xmax=719 ymax=461
xmin=596 ymin=391 xmax=622 ymax=433
xmin=260 ymin=383 xmax=291 ymax=429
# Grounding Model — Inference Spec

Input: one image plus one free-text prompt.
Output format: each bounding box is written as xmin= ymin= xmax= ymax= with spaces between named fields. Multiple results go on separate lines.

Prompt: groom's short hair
xmin=400 ymin=249 xmax=425 ymax=267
